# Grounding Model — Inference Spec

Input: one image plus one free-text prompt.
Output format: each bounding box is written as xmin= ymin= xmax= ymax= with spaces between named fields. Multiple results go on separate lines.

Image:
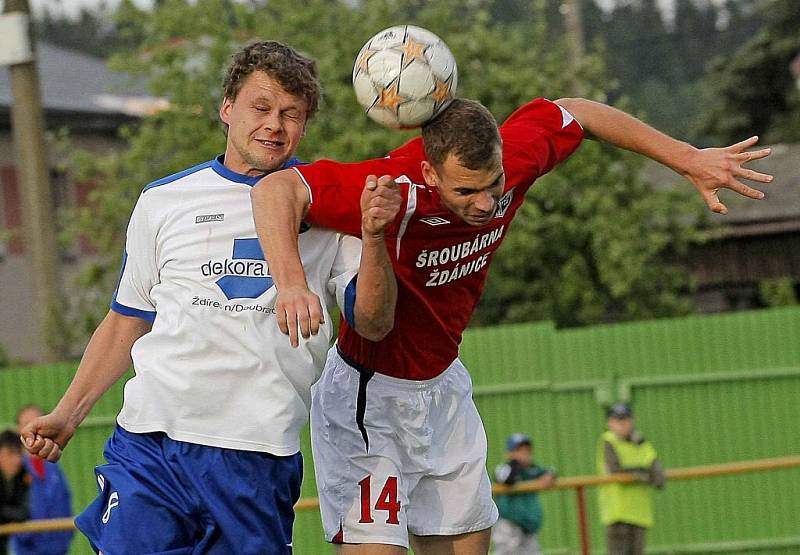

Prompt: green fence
xmin=1 ymin=306 xmax=799 ymax=554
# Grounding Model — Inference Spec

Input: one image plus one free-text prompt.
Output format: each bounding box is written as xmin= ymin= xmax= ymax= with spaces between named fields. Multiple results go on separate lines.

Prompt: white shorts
xmin=310 ymin=347 xmax=498 ymax=548
xmin=492 ymin=518 xmax=543 ymax=555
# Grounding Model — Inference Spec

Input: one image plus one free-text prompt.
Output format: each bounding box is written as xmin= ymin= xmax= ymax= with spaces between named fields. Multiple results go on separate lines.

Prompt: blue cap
xmin=506 ymin=433 xmax=532 ymax=451
xmin=607 ymin=402 xmax=633 ymax=419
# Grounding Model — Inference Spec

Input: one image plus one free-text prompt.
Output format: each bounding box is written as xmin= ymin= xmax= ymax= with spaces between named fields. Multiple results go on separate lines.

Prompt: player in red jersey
xmin=251 ymin=97 xmax=773 ymax=554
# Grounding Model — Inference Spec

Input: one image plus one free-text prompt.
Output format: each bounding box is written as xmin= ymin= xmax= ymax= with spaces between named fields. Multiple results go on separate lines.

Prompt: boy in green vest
xmin=492 ymin=433 xmax=556 ymax=555
xmin=597 ymin=403 xmax=665 ymax=555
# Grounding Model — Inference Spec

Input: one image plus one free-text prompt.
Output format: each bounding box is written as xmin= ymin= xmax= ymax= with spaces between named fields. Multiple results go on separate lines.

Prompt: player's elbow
xmin=250 ymin=169 xmax=309 ymax=213
xmin=554 ymin=97 xmax=583 ymax=111
xmin=355 ymin=311 xmax=395 ymax=342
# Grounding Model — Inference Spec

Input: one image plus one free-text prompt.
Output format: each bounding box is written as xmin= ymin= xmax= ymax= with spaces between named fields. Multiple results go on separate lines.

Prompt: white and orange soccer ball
xmin=352 ymin=25 xmax=458 ymax=129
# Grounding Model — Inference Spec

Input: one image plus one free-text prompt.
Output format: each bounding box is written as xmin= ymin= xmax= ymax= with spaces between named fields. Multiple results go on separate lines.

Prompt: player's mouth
xmin=255 ymin=139 xmax=285 ymax=150
xmin=466 ymin=212 xmax=494 ymax=226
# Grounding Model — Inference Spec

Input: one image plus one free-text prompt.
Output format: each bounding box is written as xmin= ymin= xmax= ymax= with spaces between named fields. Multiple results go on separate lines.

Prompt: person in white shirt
xmin=20 ymin=41 xmax=401 ymax=555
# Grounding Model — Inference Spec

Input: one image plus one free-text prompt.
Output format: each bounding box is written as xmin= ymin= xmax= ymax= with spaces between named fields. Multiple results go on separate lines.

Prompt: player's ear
xmin=219 ymin=96 xmax=232 ymax=125
xmin=421 ymin=161 xmax=440 ymax=189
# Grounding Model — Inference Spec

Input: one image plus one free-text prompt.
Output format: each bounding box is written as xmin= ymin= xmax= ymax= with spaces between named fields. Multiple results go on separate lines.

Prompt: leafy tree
xmin=700 ymin=0 xmax=800 ymax=144
xmin=60 ymin=0 xmax=704 ymax=345
xmin=35 ymin=0 xmax=143 ymax=57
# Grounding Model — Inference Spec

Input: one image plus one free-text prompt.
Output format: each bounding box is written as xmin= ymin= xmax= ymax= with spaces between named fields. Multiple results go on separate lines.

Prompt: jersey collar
xmin=211 ymin=155 xmax=303 ymax=186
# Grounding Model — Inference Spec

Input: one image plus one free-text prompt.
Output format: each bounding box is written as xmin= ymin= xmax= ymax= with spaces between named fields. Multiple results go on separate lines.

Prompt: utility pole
xmin=561 ymin=0 xmax=586 ymax=95
xmin=2 ymin=0 xmax=63 ymax=362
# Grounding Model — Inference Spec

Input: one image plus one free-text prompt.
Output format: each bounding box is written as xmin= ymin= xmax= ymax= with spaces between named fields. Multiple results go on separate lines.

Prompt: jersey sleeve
xmin=327 ymin=234 xmax=361 ymax=328
xmin=293 ymin=158 xmax=406 ymax=236
xmin=110 ymin=193 xmax=159 ymax=321
xmin=500 ymin=98 xmax=584 ymax=188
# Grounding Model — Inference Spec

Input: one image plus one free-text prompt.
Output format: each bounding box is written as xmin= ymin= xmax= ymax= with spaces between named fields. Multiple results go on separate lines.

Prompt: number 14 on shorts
xmin=358 ymin=475 xmax=401 ymax=525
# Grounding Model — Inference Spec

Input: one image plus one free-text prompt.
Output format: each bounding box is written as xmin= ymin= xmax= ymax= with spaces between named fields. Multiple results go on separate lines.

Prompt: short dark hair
xmin=422 ymin=99 xmax=501 ymax=170
xmin=222 ymin=41 xmax=321 ymax=120
xmin=0 ymin=429 xmax=21 ymax=451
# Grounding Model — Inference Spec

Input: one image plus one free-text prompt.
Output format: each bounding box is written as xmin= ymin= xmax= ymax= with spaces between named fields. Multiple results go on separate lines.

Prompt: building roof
xmin=644 ymin=142 xmax=800 ymax=231
xmin=0 ymin=42 xmax=166 ymax=119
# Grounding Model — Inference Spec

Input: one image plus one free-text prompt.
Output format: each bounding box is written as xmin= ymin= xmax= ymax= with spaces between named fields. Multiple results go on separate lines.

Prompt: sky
xmin=26 ymin=0 xmax=153 ymax=19
xmin=20 ymin=0 xmax=728 ymax=20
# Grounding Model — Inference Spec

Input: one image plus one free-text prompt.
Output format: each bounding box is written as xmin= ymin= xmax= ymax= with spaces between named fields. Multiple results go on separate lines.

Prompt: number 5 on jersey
xmin=358 ymin=475 xmax=401 ymax=525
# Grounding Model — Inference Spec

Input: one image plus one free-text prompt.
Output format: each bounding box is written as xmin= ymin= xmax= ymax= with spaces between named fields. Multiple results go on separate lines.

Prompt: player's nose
xmin=262 ymin=110 xmax=283 ymax=132
xmin=474 ymin=191 xmax=496 ymax=213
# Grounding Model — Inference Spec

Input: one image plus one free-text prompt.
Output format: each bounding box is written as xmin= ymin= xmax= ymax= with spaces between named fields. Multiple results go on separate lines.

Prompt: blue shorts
xmin=75 ymin=426 xmax=302 ymax=555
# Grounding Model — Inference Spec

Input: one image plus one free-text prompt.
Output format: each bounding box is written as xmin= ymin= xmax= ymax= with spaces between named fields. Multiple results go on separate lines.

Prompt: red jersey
xmin=296 ymin=99 xmax=583 ymax=379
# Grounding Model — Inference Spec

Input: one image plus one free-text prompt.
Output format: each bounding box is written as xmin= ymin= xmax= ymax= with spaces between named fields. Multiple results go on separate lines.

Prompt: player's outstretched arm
xmin=554 ymin=98 xmax=774 ymax=215
xmin=251 ymin=170 xmax=321 ymax=348
xmin=20 ymin=311 xmax=151 ymax=461
xmin=352 ymin=175 xmax=402 ymax=341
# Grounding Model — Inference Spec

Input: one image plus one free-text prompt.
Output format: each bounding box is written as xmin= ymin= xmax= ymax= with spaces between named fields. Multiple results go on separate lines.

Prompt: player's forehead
xmin=236 ymin=71 xmax=307 ymax=112
xmin=438 ymin=153 xmax=503 ymax=189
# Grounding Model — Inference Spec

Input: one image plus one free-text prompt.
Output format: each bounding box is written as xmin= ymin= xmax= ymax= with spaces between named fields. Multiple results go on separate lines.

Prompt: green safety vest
xmin=596 ymin=430 xmax=658 ymax=528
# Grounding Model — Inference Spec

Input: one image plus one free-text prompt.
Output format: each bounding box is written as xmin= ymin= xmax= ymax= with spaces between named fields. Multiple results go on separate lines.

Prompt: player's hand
xmin=683 ymin=136 xmax=773 ymax=215
xmin=539 ymin=472 xmax=557 ymax=489
xmin=20 ymin=410 xmax=75 ymax=462
xmin=275 ymin=283 xmax=324 ymax=348
xmin=361 ymin=175 xmax=402 ymax=238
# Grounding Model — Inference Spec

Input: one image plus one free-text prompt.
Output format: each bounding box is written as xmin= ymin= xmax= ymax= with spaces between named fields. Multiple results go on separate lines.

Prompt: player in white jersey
xmin=20 ymin=41 xmax=402 ymax=554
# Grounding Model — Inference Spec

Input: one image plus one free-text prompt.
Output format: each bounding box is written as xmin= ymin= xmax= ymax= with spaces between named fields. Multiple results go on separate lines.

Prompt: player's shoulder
xmin=501 ymin=98 xmax=569 ymax=128
xmin=142 ymin=159 xmax=216 ymax=196
xmin=388 ymin=136 xmax=425 ymax=160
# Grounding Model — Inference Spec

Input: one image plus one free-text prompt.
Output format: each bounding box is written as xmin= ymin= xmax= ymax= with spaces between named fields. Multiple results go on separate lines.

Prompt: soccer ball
xmin=352 ymin=25 xmax=458 ymax=129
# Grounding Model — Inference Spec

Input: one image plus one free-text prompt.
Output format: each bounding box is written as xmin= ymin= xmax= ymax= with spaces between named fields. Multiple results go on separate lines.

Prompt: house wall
xmin=689 ymin=230 xmax=800 ymax=312
xmin=0 ymin=129 xmax=125 ymax=362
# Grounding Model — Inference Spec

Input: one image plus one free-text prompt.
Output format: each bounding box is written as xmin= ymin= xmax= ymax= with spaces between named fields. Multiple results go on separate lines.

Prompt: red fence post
xmin=576 ymin=485 xmax=590 ymax=555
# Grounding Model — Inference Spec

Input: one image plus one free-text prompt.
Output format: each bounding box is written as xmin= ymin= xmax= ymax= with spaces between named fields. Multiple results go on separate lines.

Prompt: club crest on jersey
xmin=201 ymin=238 xmax=274 ymax=300
xmin=420 ymin=216 xmax=450 ymax=226
xmin=494 ymin=188 xmax=515 ymax=218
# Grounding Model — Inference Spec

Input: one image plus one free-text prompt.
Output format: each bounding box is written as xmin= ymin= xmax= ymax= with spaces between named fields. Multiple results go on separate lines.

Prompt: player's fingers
xmin=37 ymin=438 xmax=57 ymax=460
xmin=20 ymin=429 xmax=36 ymax=450
xmin=703 ymin=190 xmax=727 ymax=215
xmin=377 ymin=175 xmax=397 ymax=189
xmin=283 ymin=304 xmax=299 ymax=348
xmin=290 ymin=310 xmax=301 ymax=348
xmin=45 ymin=445 xmax=63 ymax=463
xmin=365 ymin=174 xmax=378 ymax=191
xmin=733 ymin=166 xmax=773 ymax=184
xmin=733 ymin=147 xmax=771 ymax=163
xmin=297 ymin=302 xmax=312 ymax=340
xmin=28 ymin=433 xmax=47 ymax=453
xmin=727 ymin=178 xmax=764 ymax=199
xmin=728 ymin=135 xmax=759 ymax=153
xmin=308 ymin=294 xmax=324 ymax=336
xmin=275 ymin=301 xmax=290 ymax=336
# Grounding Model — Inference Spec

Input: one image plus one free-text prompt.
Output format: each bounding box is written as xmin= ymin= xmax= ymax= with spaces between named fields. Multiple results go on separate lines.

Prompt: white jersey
xmin=112 ymin=156 xmax=360 ymax=456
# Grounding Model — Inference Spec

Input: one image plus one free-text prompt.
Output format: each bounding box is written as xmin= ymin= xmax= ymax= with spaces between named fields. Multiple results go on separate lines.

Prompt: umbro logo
xmin=494 ymin=188 xmax=515 ymax=218
xmin=196 ymin=213 xmax=224 ymax=223
xmin=420 ymin=216 xmax=450 ymax=226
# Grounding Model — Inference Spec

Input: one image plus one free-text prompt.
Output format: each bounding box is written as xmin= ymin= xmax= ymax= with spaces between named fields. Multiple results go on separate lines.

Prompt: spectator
xmin=492 ymin=433 xmax=556 ymax=555
xmin=12 ymin=406 xmax=73 ymax=555
xmin=597 ymin=402 xmax=665 ymax=555
xmin=0 ymin=429 xmax=29 ymax=555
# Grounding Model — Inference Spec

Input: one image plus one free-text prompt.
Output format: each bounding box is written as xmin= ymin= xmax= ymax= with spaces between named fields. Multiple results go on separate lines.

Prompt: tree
xmin=35 ymin=0 xmax=142 ymax=57
xmin=699 ymin=0 xmax=800 ymax=144
xmin=60 ymin=0 xmax=703 ymax=345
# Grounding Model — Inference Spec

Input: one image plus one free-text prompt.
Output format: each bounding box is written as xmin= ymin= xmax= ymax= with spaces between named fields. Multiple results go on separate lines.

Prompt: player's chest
xmin=396 ymin=211 xmax=516 ymax=290
xmin=155 ymin=195 xmax=258 ymax=265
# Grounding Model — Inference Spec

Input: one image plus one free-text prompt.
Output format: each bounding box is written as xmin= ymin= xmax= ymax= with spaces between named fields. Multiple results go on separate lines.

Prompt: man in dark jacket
xmin=0 ymin=429 xmax=29 ymax=555
xmin=492 ymin=433 xmax=556 ymax=554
